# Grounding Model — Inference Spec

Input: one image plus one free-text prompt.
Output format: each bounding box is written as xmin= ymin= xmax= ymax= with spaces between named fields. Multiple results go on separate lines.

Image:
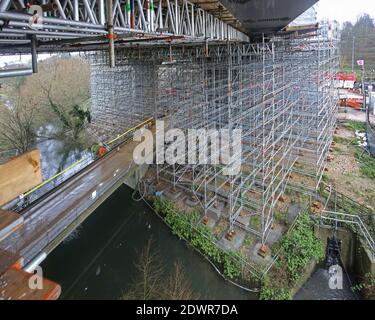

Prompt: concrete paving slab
xmin=185 ymin=195 xmax=200 ymax=207
xmin=218 ymin=229 xmax=246 ymax=251
xmin=201 ymin=211 xmax=220 ymax=229
xmin=164 ymin=188 xmax=183 ymax=201
xmin=235 ymin=210 xmax=251 ymax=227
xmin=248 ymin=243 xmax=272 ymax=266
xmin=267 ymin=224 xmax=284 ymax=246
xmin=288 ymin=204 xmax=301 ymax=224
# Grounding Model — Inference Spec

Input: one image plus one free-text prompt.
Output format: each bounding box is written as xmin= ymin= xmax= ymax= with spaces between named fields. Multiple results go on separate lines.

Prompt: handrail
xmin=106 ymin=117 xmax=153 ymax=145
xmin=24 ymin=158 xmax=87 ymax=197
xmin=320 ymin=210 xmax=375 ymax=258
xmin=28 ymin=117 xmax=153 ymax=196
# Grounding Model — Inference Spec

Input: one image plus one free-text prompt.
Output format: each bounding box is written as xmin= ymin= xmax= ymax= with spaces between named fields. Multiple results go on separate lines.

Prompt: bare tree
xmin=122 ymin=240 xmax=199 ymax=300
xmin=122 ymin=239 xmax=164 ymax=300
xmin=0 ymin=56 xmax=91 ymax=156
xmin=0 ymin=86 xmax=39 ymax=154
xmin=162 ymin=261 xmax=200 ymax=300
xmin=341 ymin=14 xmax=375 ymax=72
xmin=26 ymin=56 xmax=91 ymax=140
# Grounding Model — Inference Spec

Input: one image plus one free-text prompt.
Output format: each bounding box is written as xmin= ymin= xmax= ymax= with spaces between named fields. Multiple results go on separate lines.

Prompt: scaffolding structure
xmin=87 ymin=51 xmax=157 ymax=139
xmin=288 ymin=35 xmax=339 ymax=192
xmin=0 ymin=0 xmax=248 ymax=47
xmin=88 ymin=30 xmax=339 ymax=246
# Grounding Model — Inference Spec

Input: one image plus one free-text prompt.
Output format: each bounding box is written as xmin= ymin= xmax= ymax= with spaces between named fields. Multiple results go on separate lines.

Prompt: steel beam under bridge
xmin=0 ymin=0 xmax=249 ymax=53
xmin=0 ymin=0 xmax=319 ymax=53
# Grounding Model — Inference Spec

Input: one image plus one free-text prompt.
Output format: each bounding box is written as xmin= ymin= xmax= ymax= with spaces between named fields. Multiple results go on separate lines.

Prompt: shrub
xmin=153 ymin=197 xmax=242 ymax=279
xmin=259 ymin=212 xmax=324 ymax=300
xmin=355 ymin=149 xmax=375 ymax=179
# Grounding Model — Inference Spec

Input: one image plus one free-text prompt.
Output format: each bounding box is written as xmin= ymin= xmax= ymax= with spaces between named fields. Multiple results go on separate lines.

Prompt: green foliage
xmin=91 ymin=144 xmax=100 ymax=156
xmin=69 ymin=104 xmax=91 ymax=135
xmin=284 ymin=187 xmax=292 ymax=196
xmin=333 ymin=135 xmax=352 ymax=145
xmin=250 ymin=215 xmax=261 ymax=229
xmin=345 ymin=120 xmax=366 ymax=133
xmin=153 ymin=197 xmax=241 ymax=279
xmin=222 ymin=252 xmax=242 ymax=279
xmin=243 ymin=236 xmax=254 ymax=247
xmin=279 ymin=213 xmax=324 ymax=283
xmin=275 ymin=211 xmax=288 ymax=226
xmin=352 ymin=273 xmax=375 ymax=299
xmin=259 ymin=277 xmax=292 ymax=300
xmin=47 ymin=96 xmax=71 ymax=129
xmin=321 ymin=174 xmax=330 ymax=186
xmin=340 ymin=66 xmax=363 ymax=82
xmin=259 ymin=213 xmax=324 ymax=300
xmin=354 ymin=149 xmax=375 ymax=179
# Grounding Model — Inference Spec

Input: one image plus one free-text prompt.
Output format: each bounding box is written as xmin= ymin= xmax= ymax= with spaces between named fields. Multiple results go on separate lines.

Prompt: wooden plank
xmin=0 ymin=267 xmax=61 ymax=300
xmin=0 ymin=249 xmax=22 ymax=275
xmin=0 ymin=209 xmax=24 ymax=242
xmin=0 ymin=149 xmax=42 ymax=206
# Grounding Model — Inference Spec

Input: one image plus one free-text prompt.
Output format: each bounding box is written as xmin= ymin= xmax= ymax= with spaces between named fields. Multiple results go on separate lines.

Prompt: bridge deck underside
xmin=0 ymin=0 xmax=249 ymax=54
xmin=0 ymin=0 xmax=318 ymax=53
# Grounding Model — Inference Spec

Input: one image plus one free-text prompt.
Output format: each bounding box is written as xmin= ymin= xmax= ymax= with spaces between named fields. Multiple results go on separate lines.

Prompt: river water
xmin=41 ymin=184 xmax=255 ymax=300
xmin=295 ymin=268 xmax=358 ymax=300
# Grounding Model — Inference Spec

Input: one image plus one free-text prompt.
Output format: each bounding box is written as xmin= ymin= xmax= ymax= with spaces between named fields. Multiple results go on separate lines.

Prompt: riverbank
xmin=149 ymin=195 xmax=328 ymax=300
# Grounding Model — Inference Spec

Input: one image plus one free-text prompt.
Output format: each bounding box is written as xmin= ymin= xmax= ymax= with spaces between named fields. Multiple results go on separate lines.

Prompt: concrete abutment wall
xmin=314 ymin=225 xmax=375 ymax=277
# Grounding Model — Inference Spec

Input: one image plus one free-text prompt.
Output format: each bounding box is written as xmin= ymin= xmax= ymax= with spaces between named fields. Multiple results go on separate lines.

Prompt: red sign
xmin=336 ymin=72 xmax=345 ymax=81
xmin=346 ymin=73 xmax=356 ymax=81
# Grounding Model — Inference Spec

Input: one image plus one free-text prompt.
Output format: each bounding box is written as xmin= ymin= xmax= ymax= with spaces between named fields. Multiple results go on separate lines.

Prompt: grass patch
xmin=333 ymin=135 xmax=352 ymax=145
xmin=340 ymin=66 xmax=363 ymax=82
xmin=344 ymin=120 xmax=366 ymax=133
xmin=250 ymin=215 xmax=261 ymax=229
xmin=243 ymin=236 xmax=254 ymax=247
xmin=275 ymin=211 xmax=288 ymax=226
xmin=354 ymin=149 xmax=375 ymax=179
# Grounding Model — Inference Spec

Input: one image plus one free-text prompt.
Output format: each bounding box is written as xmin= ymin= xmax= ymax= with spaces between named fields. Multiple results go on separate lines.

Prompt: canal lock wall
xmin=314 ymin=225 xmax=375 ymax=278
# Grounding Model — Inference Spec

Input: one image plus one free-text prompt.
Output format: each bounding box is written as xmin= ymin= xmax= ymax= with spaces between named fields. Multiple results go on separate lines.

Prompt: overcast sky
xmin=316 ymin=0 xmax=375 ymax=24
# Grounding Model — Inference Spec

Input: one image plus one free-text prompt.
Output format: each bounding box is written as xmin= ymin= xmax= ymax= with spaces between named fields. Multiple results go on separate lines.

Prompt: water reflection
xmin=35 ymin=124 xmax=90 ymax=179
xmin=295 ymin=268 xmax=358 ymax=300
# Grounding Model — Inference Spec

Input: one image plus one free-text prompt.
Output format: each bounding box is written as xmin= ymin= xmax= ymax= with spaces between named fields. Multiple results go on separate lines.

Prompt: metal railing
xmin=320 ymin=210 xmax=375 ymax=259
xmin=319 ymin=183 xmax=375 ymax=258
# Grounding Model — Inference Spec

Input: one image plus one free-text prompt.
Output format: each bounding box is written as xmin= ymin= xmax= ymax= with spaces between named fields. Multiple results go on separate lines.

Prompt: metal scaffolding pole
xmin=86 ymin=28 xmax=339 ymax=259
